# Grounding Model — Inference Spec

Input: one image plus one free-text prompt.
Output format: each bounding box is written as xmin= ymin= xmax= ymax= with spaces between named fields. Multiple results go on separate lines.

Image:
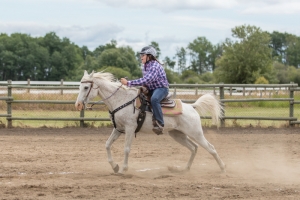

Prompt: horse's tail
xmin=191 ymin=94 xmax=223 ymax=127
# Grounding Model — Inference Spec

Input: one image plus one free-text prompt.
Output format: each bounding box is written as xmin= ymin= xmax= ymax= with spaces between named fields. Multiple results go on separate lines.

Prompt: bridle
xmin=80 ymin=80 xmax=123 ymax=108
xmin=80 ymin=81 xmax=97 ymax=100
xmin=80 ymin=79 xmax=140 ymax=134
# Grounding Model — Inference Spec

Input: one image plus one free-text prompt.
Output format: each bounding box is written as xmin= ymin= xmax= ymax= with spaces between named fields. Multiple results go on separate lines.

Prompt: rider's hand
xmin=120 ymin=78 xmax=128 ymax=85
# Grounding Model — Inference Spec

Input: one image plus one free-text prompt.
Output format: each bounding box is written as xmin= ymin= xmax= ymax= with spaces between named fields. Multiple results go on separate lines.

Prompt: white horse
xmin=75 ymin=71 xmax=226 ymax=174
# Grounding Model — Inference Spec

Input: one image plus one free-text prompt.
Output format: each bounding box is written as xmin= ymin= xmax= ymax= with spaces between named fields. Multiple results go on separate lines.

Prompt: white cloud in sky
xmin=172 ymin=16 xmax=240 ymax=31
xmin=98 ymin=0 xmax=300 ymax=14
xmin=241 ymin=1 xmax=300 ymax=14
xmin=98 ymin=0 xmax=237 ymax=11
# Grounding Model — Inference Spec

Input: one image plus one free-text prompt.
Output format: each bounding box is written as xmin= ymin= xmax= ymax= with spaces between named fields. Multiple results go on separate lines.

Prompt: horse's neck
xmin=96 ymin=80 xmax=137 ymax=111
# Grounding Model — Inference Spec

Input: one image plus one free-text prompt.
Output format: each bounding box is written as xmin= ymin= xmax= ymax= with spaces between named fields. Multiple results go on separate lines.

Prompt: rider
xmin=120 ymin=46 xmax=169 ymax=135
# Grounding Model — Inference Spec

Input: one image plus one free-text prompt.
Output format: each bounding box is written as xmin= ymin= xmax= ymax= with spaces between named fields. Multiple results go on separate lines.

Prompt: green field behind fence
xmin=1 ymin=105 xmax=299 ymax=128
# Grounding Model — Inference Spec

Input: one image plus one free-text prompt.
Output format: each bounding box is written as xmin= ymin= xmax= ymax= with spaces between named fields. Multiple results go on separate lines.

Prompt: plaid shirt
xmin=127 ymin=60 xmax=169 ymax=90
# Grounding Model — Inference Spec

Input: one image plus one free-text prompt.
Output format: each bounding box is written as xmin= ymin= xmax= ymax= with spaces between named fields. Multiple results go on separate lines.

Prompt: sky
xmin=1 ymin=0 xmax=300 ymax=60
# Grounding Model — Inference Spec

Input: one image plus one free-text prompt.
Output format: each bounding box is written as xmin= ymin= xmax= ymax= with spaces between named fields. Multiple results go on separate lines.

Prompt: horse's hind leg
xmin=105 ymin=128 xmax=122 ymax=173
xmin=192 ymin=132 xmax=226 ymax=172
xmin=168 ymin=130 xmax=198 ymax=171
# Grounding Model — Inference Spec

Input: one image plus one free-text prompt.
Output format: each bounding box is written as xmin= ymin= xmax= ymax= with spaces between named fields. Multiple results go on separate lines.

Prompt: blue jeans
xmin=150 ymin=87 xmax=169 ymax=126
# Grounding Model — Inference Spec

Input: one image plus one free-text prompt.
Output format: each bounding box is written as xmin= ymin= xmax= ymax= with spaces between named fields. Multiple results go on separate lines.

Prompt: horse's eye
xmin=84 ymin=86 xmax=89 ymax=90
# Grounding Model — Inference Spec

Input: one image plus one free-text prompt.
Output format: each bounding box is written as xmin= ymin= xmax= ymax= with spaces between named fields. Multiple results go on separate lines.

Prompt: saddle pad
xmin=135 ymin=98 xmax=183 ymax=116
xmin=162 ymin=99 xmax=183 ymax=116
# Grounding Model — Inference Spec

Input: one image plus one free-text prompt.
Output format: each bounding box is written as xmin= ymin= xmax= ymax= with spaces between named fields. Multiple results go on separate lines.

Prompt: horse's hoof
xmin=168 ymin=166 xmax=186 ymax=173
xmin=113 ymin=164 xmax=119 ymax=173
xmin=221 ymin=164 xmax=227 ymax=173
xmin=110 ymin=172 xmax=124 ymax=176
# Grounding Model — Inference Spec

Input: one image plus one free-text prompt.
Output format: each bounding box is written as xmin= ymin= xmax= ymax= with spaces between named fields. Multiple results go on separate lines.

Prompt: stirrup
xmin=152 ymin=121 xmax=164 ymax=135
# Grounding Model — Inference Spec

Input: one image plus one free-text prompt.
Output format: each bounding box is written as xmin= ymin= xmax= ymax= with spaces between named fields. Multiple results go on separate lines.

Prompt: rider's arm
xmin=127 ymin=62 xmax=159 ymax=87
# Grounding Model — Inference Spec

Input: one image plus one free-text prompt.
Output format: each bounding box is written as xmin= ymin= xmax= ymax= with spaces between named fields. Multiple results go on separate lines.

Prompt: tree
xmin=214 ymin=25 xmax=275 ymax=84
xmin=39 ymin=34 xmax=83 ymax=81
xmin=200 ymin=72 xmax=214 ymax=83
xmin=269 ymin=31 xmax=287 ymax=63
xmin=0 ymin=33 xmax=51 ymax=81
xmin=285 ymin=34 xmax=300 ymax=68
xmin=135 ymin=51 xmax=142 ymax=67
xmin=269 ymin=31 xmax=300 ymax=68
xmin=97 ymin=46 xmax=141 ymax=78
xmin=210 ymin=43 xmax=223 ymax=71
xmin=164 ymin=68 xmax=182 ymax=84
xmin=255 ymin=76 xmax=269 ymax=84
xmin=187 ymin=37 xmax=213 ymax=74
xmin=273 ymin=62 xmax=289 ymax=83
xmin=93 ymin=40 xmax=117 ymax=58
xmin=175 ymin=47 xmax=187 ymax=73
xmin=163 ymin=56 xmax=176 ymax=70
xmin=287 ymin=66 xmax=300 ymax=84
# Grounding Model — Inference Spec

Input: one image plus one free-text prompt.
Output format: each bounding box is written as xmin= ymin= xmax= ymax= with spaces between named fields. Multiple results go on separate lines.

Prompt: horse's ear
xmin=89 ymin=70 xmax=94 ymax=78
xmin=84 ymin=70 xmax=88 ymax=76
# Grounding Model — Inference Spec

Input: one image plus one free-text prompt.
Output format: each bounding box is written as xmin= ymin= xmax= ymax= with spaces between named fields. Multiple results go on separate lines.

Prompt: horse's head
xmin=75 ymin=70 xmax=98 ymax=111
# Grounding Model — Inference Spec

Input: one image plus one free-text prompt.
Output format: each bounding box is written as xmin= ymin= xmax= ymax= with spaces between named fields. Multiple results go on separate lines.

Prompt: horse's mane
xmin=81 ymin=71 xmax=138 ymax=91
xmin=81 ymin=72 xmax=116 ymax=83
xmin=93 ymin=72 xmax=116 ymax=82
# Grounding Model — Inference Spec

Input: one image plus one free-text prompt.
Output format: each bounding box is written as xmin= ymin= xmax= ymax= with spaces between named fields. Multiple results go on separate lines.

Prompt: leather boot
xmin=152 ymin=120 xmax=164 ymax=135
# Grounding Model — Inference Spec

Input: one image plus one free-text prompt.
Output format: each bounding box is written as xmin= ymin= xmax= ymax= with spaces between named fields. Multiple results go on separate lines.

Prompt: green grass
xmin=220 ymin=106 xmax=300 ymax=128
xmin=0 ymin=110 xmax=112 ymax=128
xmin=225 ymin=107 xmax=292 ymax=117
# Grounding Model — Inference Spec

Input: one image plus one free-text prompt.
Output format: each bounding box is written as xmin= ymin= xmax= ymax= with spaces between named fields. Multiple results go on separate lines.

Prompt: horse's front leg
xmin=119 ymin=127 xmax=135 ymax=173
xmin=105 ymin=128 xmax=122 ymax=173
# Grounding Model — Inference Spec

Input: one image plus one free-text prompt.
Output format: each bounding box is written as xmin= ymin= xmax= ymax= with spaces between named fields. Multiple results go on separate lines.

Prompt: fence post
xmin=27 ymin=79 xmax=30 ymax=93
xmin=7 ymin=80 xmax=12 ymax=128
xmin=289 ymin=85 xmax=294 ymax=127
xmin=80 ymin=109 xmax=85 ymax=127
xmin=279 ymin=87 xmax=281 ymax=94
xmin=173 ymin=82 xmax=177 ymax=98
xmin=60 ymin=79 xmax=64 ymax=95
xmin=264 ymin=87 xmax=267 ymax=95
xmin=195 ymin=83 xmax=198 ymax=96
xmin=219 ymin=83 xmax=225 ymax=127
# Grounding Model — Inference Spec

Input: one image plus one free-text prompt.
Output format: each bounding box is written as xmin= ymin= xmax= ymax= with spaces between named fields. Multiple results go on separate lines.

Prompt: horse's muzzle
xmin=75 ymin=102 xmax=84 ymax=111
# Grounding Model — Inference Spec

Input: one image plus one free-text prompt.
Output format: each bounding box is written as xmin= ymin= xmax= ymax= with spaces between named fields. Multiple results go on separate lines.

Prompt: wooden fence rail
xmin=0 ymin=80 xmax=299 ymax=128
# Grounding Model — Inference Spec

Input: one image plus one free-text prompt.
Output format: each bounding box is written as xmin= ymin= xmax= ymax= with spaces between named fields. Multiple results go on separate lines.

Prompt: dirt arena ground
xmin=0 ymin=127 xmax=300 ymax=200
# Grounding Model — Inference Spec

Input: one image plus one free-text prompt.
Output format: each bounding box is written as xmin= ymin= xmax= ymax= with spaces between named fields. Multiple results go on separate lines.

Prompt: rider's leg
xmin=151 ymin=87 xmax=168 ymax=133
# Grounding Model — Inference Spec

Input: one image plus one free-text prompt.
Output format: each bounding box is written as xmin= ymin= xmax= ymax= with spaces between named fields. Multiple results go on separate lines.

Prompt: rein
xmin=80 ymin=79 xmax=139 ymax=134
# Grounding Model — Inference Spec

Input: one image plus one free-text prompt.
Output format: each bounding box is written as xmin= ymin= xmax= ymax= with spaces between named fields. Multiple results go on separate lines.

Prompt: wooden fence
xmin=0 ymin=81 xmax=299 ymax=128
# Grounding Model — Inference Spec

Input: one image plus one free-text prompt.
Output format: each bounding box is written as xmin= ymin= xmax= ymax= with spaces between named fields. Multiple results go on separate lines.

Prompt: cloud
xmin=96 ymin=0 xmax=300 ymax=14
xmin=98 ymin=0 xmax=237 ymax=11
xmin=241 ymin=1 xmax=300 ymax=14
xmin=172 ymin=16 xmax=240 ymax=31
xmin=0 ymin=21 xmax=124 ymax=49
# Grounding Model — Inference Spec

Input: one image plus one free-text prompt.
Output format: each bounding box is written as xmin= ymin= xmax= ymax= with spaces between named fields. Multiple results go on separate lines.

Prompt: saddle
xmin=134 ymin=87 xmax=176 ymax=134
xmin=139 ymin=86 xmax=176 ymax=108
